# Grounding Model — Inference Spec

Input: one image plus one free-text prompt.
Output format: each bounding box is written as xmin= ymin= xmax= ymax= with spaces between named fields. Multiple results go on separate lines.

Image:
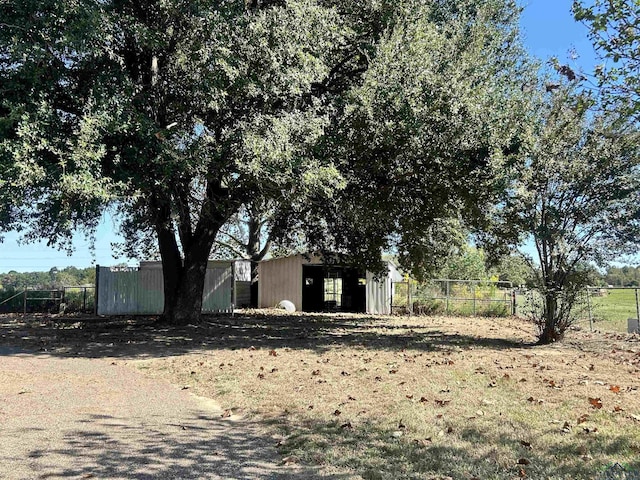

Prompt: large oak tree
xmin=1 ymin=0 xmax=532 ymax=323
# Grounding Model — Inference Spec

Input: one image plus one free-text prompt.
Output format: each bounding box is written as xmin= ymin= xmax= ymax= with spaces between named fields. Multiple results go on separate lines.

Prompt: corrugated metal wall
xmin=366 ymin=271 xmax=391 ymax=315
xmin=97 ymin=264 xmax=234 ymax=315
xmin=97 ymin=267 xmax=164 ymax=315
xmin=258 ymin=256 xmax=304 ymax=310
xmin=366 ymin=262 xmax=403 ymax=315
xmin=202 ymin=265 xmax=233 ymax=313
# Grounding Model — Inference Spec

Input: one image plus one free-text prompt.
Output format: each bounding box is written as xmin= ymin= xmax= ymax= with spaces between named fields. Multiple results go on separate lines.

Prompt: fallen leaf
xmin=413 ymin=438 xmax=432 ymax=446
xmin=269 ymin=350 xmax=277 ymax=356
xmin=348 ymin=395 xmax=356 ymax=401
xmin=588 ymin=397 xmax=603 ymax=409
xmin=341 ymin=371 xmax=350 ymax=376
xmin=614 ymin=406 xmax=624 ymax=413
xmin=420 ymin=396 xmax=428 ymax=403
xmin=520 ymin=440 xmax=532 ymax=449
xmin=435 ymin=399 xmax=451 ymax=407
xmin=308 ymin=405 xmax=314 ymax=410
xmin=609 ymin=385 xmax=621 ymax=394
xmin=488 ymin=381 xmax=497 ymax=388
xmin=312 ymin=369 xmax=320 ymax=376
xmin=406 ymin=394 xmax=414 ymax=400
xmin=577 ymin=414 xmax=589 ymax=424
xmin=517 ymin=458 xmax=531 ymax=465
xmin=582 ymin=427 xmax=598 ymax=434
xmin=257 ymin=373 xmax=265 ymax=379
xmin=281 ymin=456 xmax=296 ymax=466
xmin=181 ymin=385 xmax=190 ymax=390
xmin=221 ymin=409 xmax=232 ymax=418
xmin=561 ymin=421 xmax=571 ymax=434
xmin=340 ymin=422 xmax=353 ymax=430
xmin=333 ymin=409 xmax=341 ymax=416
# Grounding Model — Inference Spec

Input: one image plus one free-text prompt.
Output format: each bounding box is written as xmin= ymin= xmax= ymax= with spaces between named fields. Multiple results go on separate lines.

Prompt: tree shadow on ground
xmin=4 ymin=412 xmax=346 ymax=480
xmin=0 ymin=312 xmax=533 ymax=359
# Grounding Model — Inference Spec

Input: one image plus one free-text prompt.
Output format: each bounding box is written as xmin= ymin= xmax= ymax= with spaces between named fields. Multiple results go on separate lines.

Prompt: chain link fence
xmin=0 ymin=286 xmax=95 ymax=314
xmin=514 ymin=287 xmax=640 ymax=334
xmin=392 ymin=279 xmax=515 ymax=317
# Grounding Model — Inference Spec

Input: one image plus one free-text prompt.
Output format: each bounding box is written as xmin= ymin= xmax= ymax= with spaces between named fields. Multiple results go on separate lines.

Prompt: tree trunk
xmin=538 ymin=291 xmax=563 ymax=344
xmin=250 ymin=260 xmax=259 ymax=308
xmin=155 ymin=203 xmax=222 ymax=325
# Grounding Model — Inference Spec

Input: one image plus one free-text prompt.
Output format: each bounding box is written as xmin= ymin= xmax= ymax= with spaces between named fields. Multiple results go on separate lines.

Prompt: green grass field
xmin=515 ymin=288 xmax=639 ymax=333
xmin=589 ymin=289 xmax=640 ymax=333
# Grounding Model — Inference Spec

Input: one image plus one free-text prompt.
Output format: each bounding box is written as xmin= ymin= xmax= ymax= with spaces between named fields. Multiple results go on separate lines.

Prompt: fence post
xmin=587 ymin=288 xmax=593 ymax=333
xmin=407 ymin=280 xmax=412 ymax=316
xmin=94 ymin=265 xmax=100 ymax=316
xmin=23 ymin=290 xmax=27 ymax=316
xmin=635 ymin=288 xmax=640 ymax=324
xmin=511 ymin=290 xmax=516 ymax=316
xmin=445 ymin=280 xmax=450 ymax=314
xmin=472 ymin=282 xmax=476 ymax=316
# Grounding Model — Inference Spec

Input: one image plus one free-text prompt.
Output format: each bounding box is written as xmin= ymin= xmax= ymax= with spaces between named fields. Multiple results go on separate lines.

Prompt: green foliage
xmin=0 ymin=0 xmax=400 ymax=322
xmin=573 ymin=0 xmax=640 ymax=121
xmin=1 ymin=0 xmax=535 ymax=322
xmin=495 ymin=83 xmax=640 ymax=342
xmin=0 ymin=267 xmax=95 ymax=291
xmin=604 ymin=265 xmax=640 ymax=287
xmin=438 ymin=246 xmax=490 ymax=281
xmin=272 ymin=0 xmax=535 ymax=281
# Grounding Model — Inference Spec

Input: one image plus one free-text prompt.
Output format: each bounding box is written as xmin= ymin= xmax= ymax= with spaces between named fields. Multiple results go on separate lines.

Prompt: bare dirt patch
xmin=1 ymin=312 xmax=639 ymax=479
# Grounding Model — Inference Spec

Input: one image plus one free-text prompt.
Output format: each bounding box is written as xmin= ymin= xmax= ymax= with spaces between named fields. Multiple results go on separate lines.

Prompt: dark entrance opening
xmin=302 ymin=265 xmax=366 ymax=313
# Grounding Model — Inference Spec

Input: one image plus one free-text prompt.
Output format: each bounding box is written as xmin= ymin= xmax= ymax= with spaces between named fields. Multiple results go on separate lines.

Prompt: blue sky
xmin=0 ymin=1 xmax=601 ymax=273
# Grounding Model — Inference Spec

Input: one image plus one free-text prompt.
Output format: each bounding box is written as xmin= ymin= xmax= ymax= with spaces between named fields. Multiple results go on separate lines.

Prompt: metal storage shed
xmin=96 ymin=259 xmax=251 ymax=315
xmin=258 ymin=254 xmax=403 ymax=315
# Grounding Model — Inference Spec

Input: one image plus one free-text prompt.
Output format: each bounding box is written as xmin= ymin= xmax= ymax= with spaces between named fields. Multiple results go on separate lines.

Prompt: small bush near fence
xmin=392 ymin=280 xmax=514 ymax=317
xmin=515 ymin=287 xmax=640 ymax=334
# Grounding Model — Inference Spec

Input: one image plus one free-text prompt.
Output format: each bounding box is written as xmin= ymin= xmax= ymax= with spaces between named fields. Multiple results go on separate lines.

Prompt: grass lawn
xmin=1 ymin=312 xmax=637 ymax=479
xmin=130 ymin=312 xmax=640 ymax=480
xmin=590 ymin=289 xmax=640 ymax=333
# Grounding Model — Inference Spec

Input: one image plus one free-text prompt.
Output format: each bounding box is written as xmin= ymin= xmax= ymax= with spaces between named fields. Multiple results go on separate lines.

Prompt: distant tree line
xmin=603 ymin=266 xmax=640 ymax=287
xmin=0 ymin=267 xmax=96 ymax=292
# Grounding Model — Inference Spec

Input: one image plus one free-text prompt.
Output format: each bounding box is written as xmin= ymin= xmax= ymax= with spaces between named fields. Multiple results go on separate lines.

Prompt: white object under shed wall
xmin=258 ymin=255 xmax=303 ymax=310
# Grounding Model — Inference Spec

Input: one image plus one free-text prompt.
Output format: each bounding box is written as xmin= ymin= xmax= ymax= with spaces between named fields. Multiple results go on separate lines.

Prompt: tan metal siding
xmin=258 ymin=256 xmax=303 ymax=310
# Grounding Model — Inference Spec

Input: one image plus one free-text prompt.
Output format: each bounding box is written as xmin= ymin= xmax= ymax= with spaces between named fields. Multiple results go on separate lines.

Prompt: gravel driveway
xmin=0 ymin=347 xmax=333 ymax=480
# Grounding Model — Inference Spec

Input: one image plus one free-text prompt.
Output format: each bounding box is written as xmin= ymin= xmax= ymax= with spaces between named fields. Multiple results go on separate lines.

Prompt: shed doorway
xmin=301 ymin=265 xmax=366 ymax=313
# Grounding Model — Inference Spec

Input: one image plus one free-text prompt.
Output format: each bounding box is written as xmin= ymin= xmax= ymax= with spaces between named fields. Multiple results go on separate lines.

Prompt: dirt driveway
xmin=0 ymin=342 xmax=339 ymax=480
